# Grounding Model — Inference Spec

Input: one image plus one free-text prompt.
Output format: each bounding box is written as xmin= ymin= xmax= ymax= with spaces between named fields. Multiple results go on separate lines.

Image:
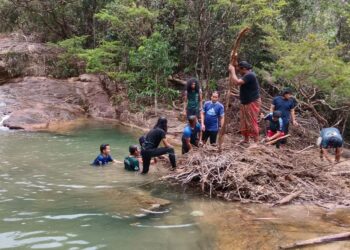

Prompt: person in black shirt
xmin=229 ymin=61 xmax=261 ymax=146
xmin=141 ymin=117 xmax=176 ymax=174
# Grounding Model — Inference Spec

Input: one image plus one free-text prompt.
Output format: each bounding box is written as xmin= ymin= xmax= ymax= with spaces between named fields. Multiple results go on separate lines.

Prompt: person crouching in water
xmin=182 ymin=115 xmax=202 ymax=154
xmin=141 ymin=117 xmax=176 ymax=174
xmin=92 ymin=144 xmax=118 ymax=166
xmin=124 ymin=145 xmax=142 ymax=172
xmin=261 ymin=111 xmax=284 ymax=148
xmin=317 ymin=127 xmax=343 ymax=163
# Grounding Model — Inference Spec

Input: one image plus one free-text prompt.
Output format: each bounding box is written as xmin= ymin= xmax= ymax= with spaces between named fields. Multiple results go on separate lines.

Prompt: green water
xmin=0 ymin=123 xmax=213 ymax=250
xmin=2 ymin=122 xmax=350 ymax=250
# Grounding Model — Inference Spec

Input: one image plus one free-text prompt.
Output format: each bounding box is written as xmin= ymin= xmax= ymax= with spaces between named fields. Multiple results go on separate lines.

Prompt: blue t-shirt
xmin=183 ymin=123 xmax=201 ymax=144
xmin=92 ymin=154 xmax=114 ymax=166
xmin=272 ymin=96 xmax=297 ymax=127
xmin=203 ymin=101 xmax=224 ymax=132
xmin=264 ymin=113 xmax=283 ymax=132
xmin=320 ymin=128 xmax=343 ymax=148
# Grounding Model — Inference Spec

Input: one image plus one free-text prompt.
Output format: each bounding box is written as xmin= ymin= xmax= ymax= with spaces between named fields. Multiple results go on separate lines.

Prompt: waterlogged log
xmin=279 ymin=232 xmax=350 ymax=249
xmin=273 ymin=190 xmax=303 ymax=207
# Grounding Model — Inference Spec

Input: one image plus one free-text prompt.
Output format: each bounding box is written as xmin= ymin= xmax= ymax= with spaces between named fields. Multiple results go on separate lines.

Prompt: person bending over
xmin=201 ymin=91 xmax=224 ymax=144
xmin=92 ymin=144 xmax=118 ymax=166
xmin=182 ymin=116 xmax=202 ymax=154
xmin=141 ymin=117 xmax=176 ymax=174
xmin=261 ymin=111 xmax=285 ymax=148
xmin=317 ymin=127 xmax=343 ymax=163
xmin=124 ymin=145 xmax=142 ymax=172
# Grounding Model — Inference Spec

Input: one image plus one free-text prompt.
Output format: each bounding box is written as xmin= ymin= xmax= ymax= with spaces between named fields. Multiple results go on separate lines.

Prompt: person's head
xmin=100 ymin=144 xmax=110 ymax=155
xmin=272 ymin=111 xmax=282 ymax=122
xmin=154 ymin=117 xmax=168 ymax=133
xmin=129 ymin=145 xmax=140 ymax=156
xmin=211 ymin=91 xmax=220 ymax=103
xmin=186 ymin=78 xmax=200 ymax=93
xmin=237 ymin=61 xmax=253 ymax=75
xmin=282 ymin=88 xmax=293 ymax=99
xmin=188 ymin=115 xmax=198 ymax=127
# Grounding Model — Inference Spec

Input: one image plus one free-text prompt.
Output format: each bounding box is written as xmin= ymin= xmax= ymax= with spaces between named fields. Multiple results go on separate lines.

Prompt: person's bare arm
xmin=220 ymin=115 xmax=225 ymax=129
xmin=291 ymin=108 xmax=299 ymax=126
xmin=228 ymin=65 xmax=245 ymax=86
xmin=335 ymin=147 xmax=342 ymax=163
xmin=112 ymin=159 xmax=123 ymax=164
xmin=201 ymin=111 xmax=205 ymax=131
xmin=270 ymin=104 xmax=275 ymax=113
xmin=267 ymin=131 xmax=282 ymax=141
xmin=199 ymin=91 xmax=203 ymax=111
xmin=320 ymin=148 xmax=332 ymax=163
xmin=185 ymin=138 xmax=192 ymax=151
xmin=162 ymin=138 xmax=173 ymax=148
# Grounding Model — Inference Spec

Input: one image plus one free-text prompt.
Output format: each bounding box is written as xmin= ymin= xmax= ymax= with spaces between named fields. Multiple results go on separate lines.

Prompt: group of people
xmin=92 ymin=61 xmax=344 ymax=173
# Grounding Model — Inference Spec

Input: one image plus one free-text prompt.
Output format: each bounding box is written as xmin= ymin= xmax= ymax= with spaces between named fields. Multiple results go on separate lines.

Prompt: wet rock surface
xmin=0 ymin=75 xmax=116 ymax=130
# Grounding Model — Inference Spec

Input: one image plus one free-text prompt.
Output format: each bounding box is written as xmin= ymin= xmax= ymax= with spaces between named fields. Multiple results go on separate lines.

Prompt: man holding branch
xmin=229 ymin=61 xmax=261 ymax=146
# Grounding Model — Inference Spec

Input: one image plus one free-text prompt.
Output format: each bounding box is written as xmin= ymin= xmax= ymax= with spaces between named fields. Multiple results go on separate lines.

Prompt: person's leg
xmin=335 ymin=147 xmax=341 ymax=163
xmin=281 ymin=122 xmax=290 ymax=144
xmin=182 ymin=139 xmax=189 ymax=154
xmin=149 ymin=147 xmax=177 ymax=169
xmin=202 ymin=131 xmax=210 ymax=144
xmin=239 ymin=105 xmax=249 ymax=143
xmin=141 ymin=151 xmax=152 ymax=174
xmin=209 ymin=131 xmax=218 ymax=144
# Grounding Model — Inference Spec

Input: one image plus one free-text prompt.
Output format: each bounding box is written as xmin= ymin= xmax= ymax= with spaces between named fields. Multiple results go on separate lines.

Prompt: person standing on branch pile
xmin=201 ymin=91 xmax=225 ymax=145
xmin=270 ymin=88 xmax=299 ymax=140
xmin=317 ymin=127 xmax=343 ymax=163
xmin=183 ymin=78 xmax=203 ymax=119
xmin=228 ymin=61 xmax=261 ymax=146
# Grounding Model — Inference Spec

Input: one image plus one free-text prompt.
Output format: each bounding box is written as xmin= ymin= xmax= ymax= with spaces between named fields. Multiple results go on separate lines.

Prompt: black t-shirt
xmin=143 ymin=128 xmax=166 ymax=150
xmin=240 ymin=72 xmax=260 ymax=105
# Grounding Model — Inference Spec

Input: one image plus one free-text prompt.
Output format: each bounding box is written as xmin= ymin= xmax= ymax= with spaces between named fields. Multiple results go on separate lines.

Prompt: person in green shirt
xmin=124 ymin=145 xmax=142 ymax=172
xmin=183 ymin=78 xmax=203 ymax=119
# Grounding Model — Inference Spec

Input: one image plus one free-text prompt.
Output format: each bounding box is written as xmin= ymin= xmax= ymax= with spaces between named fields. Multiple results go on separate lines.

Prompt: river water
xmin=0 ymin=121 xmax=350 ymax=249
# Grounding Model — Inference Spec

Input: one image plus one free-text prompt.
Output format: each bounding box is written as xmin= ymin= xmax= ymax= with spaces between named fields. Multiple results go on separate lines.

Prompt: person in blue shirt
xmin=261 ymin=111 xmax=285 ymax=148
xmin=317 ymin=127 xmax=343 ymax=163
xmin=92 ymin=144 xmax=118 ymax=166
xmin=182 ymin=115 xmax=202 ymax=154
xmin=270 ymin=88 xmax=299 ymax=135
xmin=201 ymin=91 xmax=225 ymax=144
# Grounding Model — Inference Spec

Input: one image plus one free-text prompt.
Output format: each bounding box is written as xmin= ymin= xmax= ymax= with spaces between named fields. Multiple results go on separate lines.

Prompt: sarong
xmin=240 ymin=98 xmax=261 ymax=138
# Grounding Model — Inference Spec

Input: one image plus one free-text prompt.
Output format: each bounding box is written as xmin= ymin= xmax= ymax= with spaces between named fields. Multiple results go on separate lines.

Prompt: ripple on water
xmin=43 ymin=213 xmax=103 ymax=220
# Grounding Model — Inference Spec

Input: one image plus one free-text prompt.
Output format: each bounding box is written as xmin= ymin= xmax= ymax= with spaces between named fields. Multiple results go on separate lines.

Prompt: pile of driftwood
xmin=165 ymin=145 xmax=350 ymax=206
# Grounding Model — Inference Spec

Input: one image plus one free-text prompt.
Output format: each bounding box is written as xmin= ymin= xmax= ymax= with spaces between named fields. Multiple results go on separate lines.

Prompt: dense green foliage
xmin=1 ymin=0 xmax=350 ymax=134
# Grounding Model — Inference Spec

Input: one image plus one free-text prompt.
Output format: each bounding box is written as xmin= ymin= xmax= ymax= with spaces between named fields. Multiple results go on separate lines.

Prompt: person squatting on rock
xmin=183 ymin=78 xmax=203 ymax=119
xmin=92 ymin=144 xmax=118 ymax=166
xmin=182 ymin=115 xmax=202 ymax=154
xmin=317 ymin=127 xmax=343 ymax=163
xmin=201 ymin=91 xmax=225 ymax=145
xmin=141 ymin=117 xmax=176 ymax=174
xmin=228 ymin=61 xmax=261 ymax=146
xmin=261 ymin=111 xmax=285 ymax=148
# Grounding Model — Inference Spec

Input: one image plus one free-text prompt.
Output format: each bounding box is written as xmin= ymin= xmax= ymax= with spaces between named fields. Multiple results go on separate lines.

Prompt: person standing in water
xmin=318 ymin=127 xmax=343 ymax=163
xmin=201 ymin=91 xmax=225 ymax=145
xmin=229 ymin=61 xmax=261 ymax=146
xmin=183 ymin=78 xmax=203 ymax=119
xmin=124 ymin=145 xmax=142 ymax=172
xmin=141 ymin=117 xmax=176 ymax=174
xmin=182 ymin=115 xmax=202 ymax=154
xmin=92 ymin=144 xmax=118 ymax=166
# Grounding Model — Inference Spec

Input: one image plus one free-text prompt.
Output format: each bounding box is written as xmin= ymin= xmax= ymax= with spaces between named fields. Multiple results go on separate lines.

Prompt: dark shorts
xmin=203 ymin=131 xmax=218 ymax=144
xmin=186 ymin=108 xmax=200 ymax=119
